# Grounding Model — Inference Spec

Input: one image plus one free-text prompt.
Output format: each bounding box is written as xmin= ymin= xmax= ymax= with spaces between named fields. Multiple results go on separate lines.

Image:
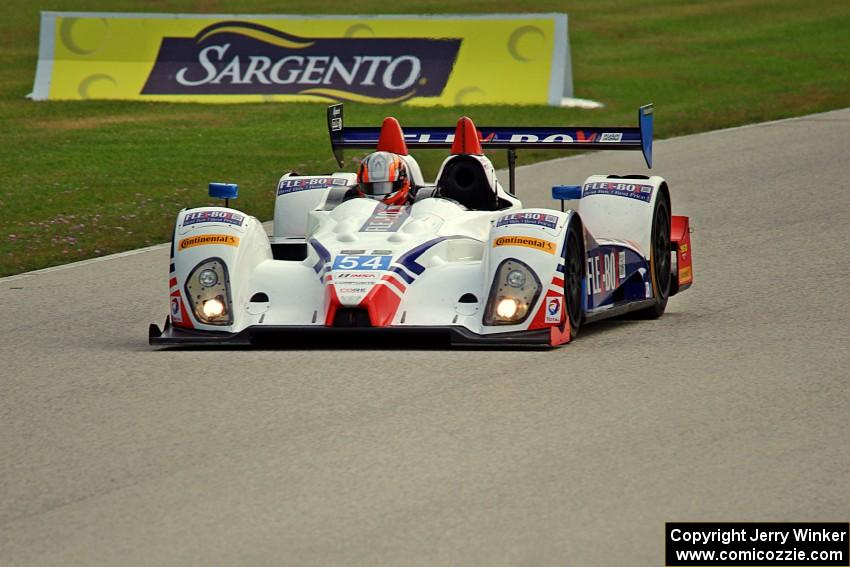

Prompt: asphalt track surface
xmin=2 ymin=109 xmax=849 ymax=566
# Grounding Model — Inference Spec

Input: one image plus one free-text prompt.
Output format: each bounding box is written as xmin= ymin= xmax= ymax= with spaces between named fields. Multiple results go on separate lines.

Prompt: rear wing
xmin=327 ymin=103 xmax=653 ymax=194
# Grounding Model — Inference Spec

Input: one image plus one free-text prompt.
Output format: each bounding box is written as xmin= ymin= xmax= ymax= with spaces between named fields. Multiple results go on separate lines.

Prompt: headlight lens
xmin=185 ymin=258 xmax=232 ymax=325
xmin=198 ymin=268 xmax=219 ymax=287
xmin=483 ymin=259 xmax=541 ymax=325
xmin=202 ymin=298 xmax=225 ymax=318
xmin=496 ymin=298 xmax=520 ymax=318
xmin=506 ymin=269 xmax=526 ymax=288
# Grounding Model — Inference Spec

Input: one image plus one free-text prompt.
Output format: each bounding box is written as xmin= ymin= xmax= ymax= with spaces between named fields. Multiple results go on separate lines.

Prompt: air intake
xmin=333 ymin=308 xmax=372 ymax=328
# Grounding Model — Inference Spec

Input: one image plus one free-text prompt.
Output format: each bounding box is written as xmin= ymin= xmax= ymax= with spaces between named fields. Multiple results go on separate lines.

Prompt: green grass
xmin=1 ymin=0 xmax=849 ymax=276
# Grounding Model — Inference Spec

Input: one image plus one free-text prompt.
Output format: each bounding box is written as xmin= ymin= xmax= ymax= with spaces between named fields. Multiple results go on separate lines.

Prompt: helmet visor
xmin=367 ymin=181 xmax=394 ymax=195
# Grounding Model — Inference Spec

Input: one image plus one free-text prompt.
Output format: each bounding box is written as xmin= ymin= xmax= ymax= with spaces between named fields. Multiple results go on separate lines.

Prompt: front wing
xmin=149 ymin=320 xmax=555 ymax=348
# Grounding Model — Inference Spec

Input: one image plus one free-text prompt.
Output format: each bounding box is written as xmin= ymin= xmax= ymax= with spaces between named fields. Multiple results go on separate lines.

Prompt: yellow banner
xmin=30 ymin=12 xmax=571 ymax=106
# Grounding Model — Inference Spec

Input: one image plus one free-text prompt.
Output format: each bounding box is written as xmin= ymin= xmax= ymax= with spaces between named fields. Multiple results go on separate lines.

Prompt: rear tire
xmin=563 ymin=219 xmax=585 ymax=337
xmin=632 ymin=190 xmax=671 ymax=319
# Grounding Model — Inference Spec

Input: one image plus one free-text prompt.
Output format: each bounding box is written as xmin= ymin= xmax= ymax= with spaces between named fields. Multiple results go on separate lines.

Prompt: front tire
xmin=633 ymin=190 xmax=671 ymax=319
xmin=563 ymin=219 xmax=585 ymax=337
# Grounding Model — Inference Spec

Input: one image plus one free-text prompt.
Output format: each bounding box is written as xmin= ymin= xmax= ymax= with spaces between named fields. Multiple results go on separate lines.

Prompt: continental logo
xmin=178 ymin=234 xmax=239 ymax=250
xmin=679 ymin=265 xmax=693 ymax=284
xmin=493 ymin=236 xmax=556 ymax=254
xmin=141 ymin=21 xmax=461 ymax=103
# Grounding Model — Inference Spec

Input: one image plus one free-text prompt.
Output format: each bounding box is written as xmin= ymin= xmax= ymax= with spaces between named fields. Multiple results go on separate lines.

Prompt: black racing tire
xmin=632 ymin=189 xmax=671 ymax=319
xmin=563 ymin=218 xmax=585 ymax=337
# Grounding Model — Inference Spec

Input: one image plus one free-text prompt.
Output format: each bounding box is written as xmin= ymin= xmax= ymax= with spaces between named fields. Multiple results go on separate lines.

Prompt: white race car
xmin=150 ymin=104 xmax=693 ymax=347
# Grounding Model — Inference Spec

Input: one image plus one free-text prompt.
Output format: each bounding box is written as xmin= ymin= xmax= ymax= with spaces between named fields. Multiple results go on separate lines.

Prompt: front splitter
xmin=149 ymin=321 xmax=553 ymax=348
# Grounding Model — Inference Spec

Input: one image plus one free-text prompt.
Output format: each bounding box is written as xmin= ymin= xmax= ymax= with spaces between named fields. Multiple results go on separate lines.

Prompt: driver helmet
xmin=357 ymin=151 xmax=410 ymax=206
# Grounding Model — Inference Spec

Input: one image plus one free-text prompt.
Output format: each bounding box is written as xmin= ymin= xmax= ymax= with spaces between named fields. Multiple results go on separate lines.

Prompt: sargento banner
xmin=29 ymin=12 xmax=573 ymax=105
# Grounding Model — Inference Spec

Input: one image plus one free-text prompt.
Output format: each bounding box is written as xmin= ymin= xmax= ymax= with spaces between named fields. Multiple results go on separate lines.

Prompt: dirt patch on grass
xmin=194 ymin=0 xmax=220 ymax=10
xmin=775 ymin=86 xmax=845 ymax=113
xmin=32 ymin=113 xmax=221 ymax=131
xmin=33 ymin=114 xmax=164 ymax=130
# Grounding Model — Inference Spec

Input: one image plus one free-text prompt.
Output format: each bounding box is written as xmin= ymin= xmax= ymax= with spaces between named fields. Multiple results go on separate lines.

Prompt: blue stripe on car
xmin=309 ymin=238 xmax=331 ymax=273
xmin=390 ymin=266 xmax=415 ymax=284
xmin=396 ymin=236 xmax=476 ymax=276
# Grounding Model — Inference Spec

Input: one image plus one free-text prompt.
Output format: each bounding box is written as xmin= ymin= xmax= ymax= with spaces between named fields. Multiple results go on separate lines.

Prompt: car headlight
xmin=185 ymin=258 xmax=232 ymax=325
xmin=202 ymin=298 xmax=225 ymax=318
xmin=483 ymin=259 xmax=541 ymax=325
xmin=198 ymin=268 xmax=219 ymax=287
xmin=496 ymin=297 xmax=520 ymax=318
xmin=506 ymin=269 xmax=526 ymax=288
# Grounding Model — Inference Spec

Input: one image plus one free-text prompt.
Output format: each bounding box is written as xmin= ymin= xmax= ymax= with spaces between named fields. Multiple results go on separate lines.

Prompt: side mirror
xmin=551 ymin=185 xmax=582 ymax=212
xmin=551 ymin=185 xmax=582 ymax=200
xmin=552 ymin=185 xmax=581 ymax=213
xmin=209 ymin=182 xmax=238 ymax=208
